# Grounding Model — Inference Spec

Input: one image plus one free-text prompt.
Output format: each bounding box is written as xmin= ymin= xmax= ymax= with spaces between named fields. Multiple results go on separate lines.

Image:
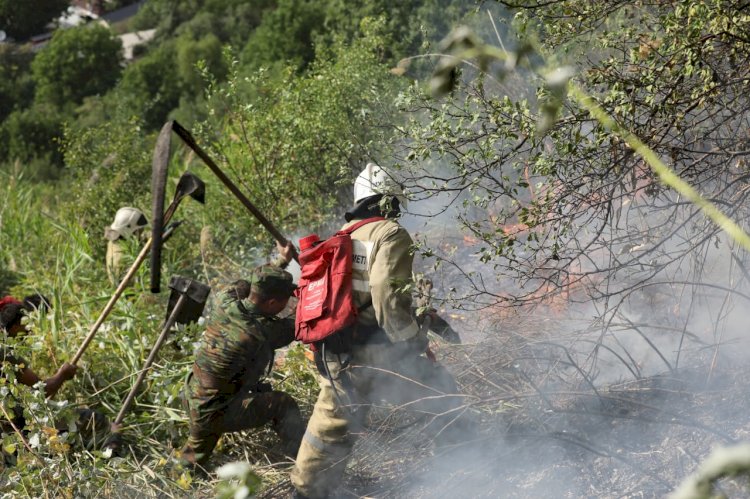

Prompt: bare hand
xmin=276 ymin=241 xmax=295 ymax=265
xmin=57 ymin=362 xmax=78 ymax=381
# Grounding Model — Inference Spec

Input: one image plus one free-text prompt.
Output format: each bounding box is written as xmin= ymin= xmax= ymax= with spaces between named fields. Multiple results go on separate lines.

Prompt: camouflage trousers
xmin=290 ymin=344 xmax=471 ymax=498
xmin=181 ymin=385 xmax=304 ymax=466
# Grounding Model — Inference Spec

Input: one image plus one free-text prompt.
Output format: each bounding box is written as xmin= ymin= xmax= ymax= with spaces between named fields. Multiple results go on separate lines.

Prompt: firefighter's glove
xmin=415 ymin=307 xmax=437 ymax=328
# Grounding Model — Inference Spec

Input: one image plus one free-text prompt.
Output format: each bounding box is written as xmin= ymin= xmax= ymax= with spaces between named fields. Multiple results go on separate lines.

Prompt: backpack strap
xmin=339 ymin=216 xmax=385 ymax=236
xmin=357 ymin=299 xmax=372 ymax=313
xmin=341 ymin=218 xmax=382 ymax=313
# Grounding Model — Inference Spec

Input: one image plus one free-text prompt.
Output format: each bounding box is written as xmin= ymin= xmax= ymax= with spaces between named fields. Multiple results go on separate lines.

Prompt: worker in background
xmin=104 ymin=207 xmax=148 ymax=285
xmin=1 ymin=296 xmax=77 ymax=402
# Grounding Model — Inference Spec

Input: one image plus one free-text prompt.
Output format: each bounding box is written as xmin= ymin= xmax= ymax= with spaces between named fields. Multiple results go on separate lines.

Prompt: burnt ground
xmin=257 ymin=316 xmax=750 ymax=499
xmin=396 ymin=368 xmax=750 ymax=498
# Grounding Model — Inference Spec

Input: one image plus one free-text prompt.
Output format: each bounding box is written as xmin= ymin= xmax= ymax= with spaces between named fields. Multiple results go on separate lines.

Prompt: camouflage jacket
xmin=187 ymin=291 xmax=294 ymax=413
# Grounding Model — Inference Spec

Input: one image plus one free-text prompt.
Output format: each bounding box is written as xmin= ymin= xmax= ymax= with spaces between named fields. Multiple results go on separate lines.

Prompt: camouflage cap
xmin=250 ymin=264 xmax=297 ymax=297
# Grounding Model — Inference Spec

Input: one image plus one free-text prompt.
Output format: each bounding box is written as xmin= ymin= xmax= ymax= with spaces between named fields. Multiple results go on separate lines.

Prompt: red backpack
xmin=295 ymin=217 xmax=384 ymax=350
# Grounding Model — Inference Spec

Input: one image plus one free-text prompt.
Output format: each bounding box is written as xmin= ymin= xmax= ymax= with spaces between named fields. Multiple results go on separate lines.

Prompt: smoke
xmin=351 ymin=184 xmax=750 ymax=497
xmin=258 ymin=4 xmax=750 ymax=498
xmin=333 ymin=12 xmax=750 ymax=499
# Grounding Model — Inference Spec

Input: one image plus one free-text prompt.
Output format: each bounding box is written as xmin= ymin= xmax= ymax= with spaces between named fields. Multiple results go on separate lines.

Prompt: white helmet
xmin=104 ymin=207 xmax=148 ymax=241
xmin=353 ymin=163 xmax=407 ymax=209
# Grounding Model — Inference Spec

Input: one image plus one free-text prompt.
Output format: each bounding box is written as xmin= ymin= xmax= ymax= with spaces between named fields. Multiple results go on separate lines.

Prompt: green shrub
xmin=61 ymin=116 xmax=151 ymax=247
xmin=1 ymin=104 xmax=65 ymax=169
xmin=0 ymin=44 xmax=35 ymax=123
xmin=198 ymin=18 xmax=404 ymax=254
xmin=31 ymin=24 xmax=123 ymax=108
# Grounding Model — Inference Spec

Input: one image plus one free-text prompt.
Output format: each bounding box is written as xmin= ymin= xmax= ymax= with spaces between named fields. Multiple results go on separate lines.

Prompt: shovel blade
xmin=166 ymin=276 xmax=211 ymax=326
xmin=175 ymin=171 xmax=206 ymax=204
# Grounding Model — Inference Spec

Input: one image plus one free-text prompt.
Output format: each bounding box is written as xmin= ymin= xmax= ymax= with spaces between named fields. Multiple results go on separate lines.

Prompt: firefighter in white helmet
xmin=104 ymin=207 xmax=148 ymax=285
xmin=291 ymin=163 xmax=470 ymax=499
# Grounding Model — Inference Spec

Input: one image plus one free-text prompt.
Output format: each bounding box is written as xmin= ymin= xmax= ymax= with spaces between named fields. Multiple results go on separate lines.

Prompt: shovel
xmin=112 ymin=276 xmax=210 ymax=427
xmin=148 ymin=120 xmax=297 ymax=296
xmin=70 ymin=173 xmax=205 ymax=365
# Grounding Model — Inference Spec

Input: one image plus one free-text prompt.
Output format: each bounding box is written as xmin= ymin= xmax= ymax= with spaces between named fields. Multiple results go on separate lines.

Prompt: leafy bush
xmin=132 ymin=0 xmax=273 ymax=43
xmin=241 ymin=0 xmax=326 ymax=71
xmin=61 ymin=116 xmax=152 ymax=247
xmin=0 ymin=44 xmax=35 ymax=123
xmin=31 ymin=24 xmax=123 ymax=108
xmin=198 ymin=18 xmax=404 ymax=253
xmin=322 ymin=0 xmax=473 ymax=61
xmin=1 ymin=104 xmax=65 ymax=170
xmin=0 ymin=0 xmax=68 ymax=41
xmin=176 ymin=33 xmax=227 ymax=97
xmin=116 ymin=41 xmax=183 ymax=130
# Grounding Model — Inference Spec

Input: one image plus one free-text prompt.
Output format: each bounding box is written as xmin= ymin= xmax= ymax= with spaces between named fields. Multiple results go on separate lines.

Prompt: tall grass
xmin=0 ymin=172 xmax=192 ymax=493
xmin=1 ymin=170 xmax=319 ymax=496
xmin=0 ymin=173 xmax=55 ymax=279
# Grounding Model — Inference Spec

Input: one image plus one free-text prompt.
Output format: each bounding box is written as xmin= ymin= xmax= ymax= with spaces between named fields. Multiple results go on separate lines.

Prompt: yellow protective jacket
xmin=343 ymin=217 xmax=420 ymax=343
xmin=106 ymin=240 xmax=125 ymax=285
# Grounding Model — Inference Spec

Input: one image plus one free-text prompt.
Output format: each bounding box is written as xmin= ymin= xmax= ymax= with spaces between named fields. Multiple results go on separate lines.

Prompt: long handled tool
xmin=149 ymin=120 xmax=297 ymax=295
xmin=70 ymin=173 xmax=205 ymax=365
xmin=112 ymin=276 xmax=210 ymax=427
xmin=172 ymin=121 xmax=296 ymax=259
xmin=150 ymin=124 xmax=211 ymax=292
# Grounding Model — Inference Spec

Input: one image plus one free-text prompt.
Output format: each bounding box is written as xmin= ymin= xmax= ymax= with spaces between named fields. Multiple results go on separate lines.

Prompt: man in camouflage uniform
xmin=291 ymin=164 xmax=470 ymax=499
xmin=180 ymin=243 xmax=305 ymax=467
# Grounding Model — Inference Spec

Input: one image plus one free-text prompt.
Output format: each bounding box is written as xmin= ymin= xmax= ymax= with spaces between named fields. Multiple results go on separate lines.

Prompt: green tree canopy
xmin=0 ymin=45 xmax=35 ymax=122
xmin=1 ymin=103 xmax=64 ymax=166
xmin=241 ymin=0 xmax=325 ymax=70
xmin=322 ymin=0 xmax=471 ymax=60
xmin=0 ymin=0 xmax=68 ymax=40
xmin=31 ymin=24 xmax=123 ymax=108
xmin=132 ymin=0 xmax=274 ymax=44
xmin=177 ymin=33 xmax=227 ymax=95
